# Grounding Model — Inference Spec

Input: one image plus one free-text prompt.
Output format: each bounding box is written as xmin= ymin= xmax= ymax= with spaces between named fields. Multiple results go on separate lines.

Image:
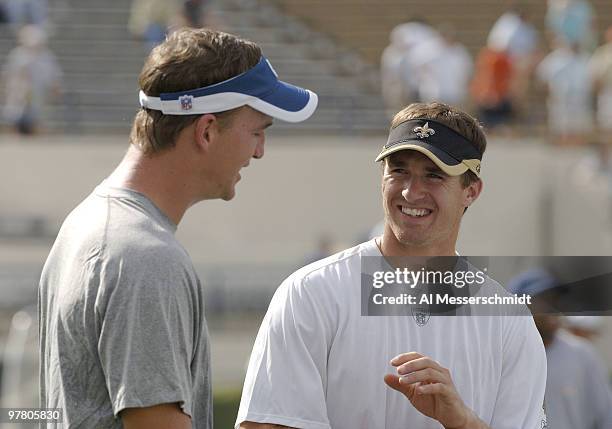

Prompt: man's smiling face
xmin=381 ymin=150 xmax=480 ymax=255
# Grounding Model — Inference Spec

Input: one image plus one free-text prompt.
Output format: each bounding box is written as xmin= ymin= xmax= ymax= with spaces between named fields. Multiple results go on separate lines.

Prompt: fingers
xmin=390 ymin=352 xmax=424 ymax=367
xmin=398 ymin=367 xmax=448 ymax=386
xmin=389 ymin=353 xmax=453 ymax=389
xmin=384 ymin=374 xmax=417 ymax=397
xmin=415 ymin=382 xmax=449 ymax=396
xmin=385 ymin=374 xmax=446 ymax=397
xmin=396 ymin=356 xmax=447 ymax=376
xmin=385 ymin=354 xmax=470 ymax=427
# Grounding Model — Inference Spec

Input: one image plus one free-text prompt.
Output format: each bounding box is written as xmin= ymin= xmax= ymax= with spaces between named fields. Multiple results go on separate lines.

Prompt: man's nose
xmin=253 ymin=138 xmax=265 ymax=159
xmin=401 ymin=177 xmax=426 ymax=201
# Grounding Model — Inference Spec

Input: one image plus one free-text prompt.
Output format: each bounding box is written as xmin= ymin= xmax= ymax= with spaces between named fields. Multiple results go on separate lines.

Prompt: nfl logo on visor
xmin=179 ymin=95 xmax=194 ymax=111
xmin=413 ymin=122 xmax=435 ymax=139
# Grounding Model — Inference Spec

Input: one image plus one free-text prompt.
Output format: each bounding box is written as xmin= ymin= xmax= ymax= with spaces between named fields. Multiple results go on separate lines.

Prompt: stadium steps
xmin=0 ymin=0 xmax=387 ymax=134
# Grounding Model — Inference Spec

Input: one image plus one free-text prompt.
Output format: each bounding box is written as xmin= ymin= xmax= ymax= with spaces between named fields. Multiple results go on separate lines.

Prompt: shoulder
xmin=70 ymin=189 xmax=189 ymax=267
xmin=286 ymin=240 xmax=375 ymax=291
xmin=268 ymin=241 xmax=376 ymax=312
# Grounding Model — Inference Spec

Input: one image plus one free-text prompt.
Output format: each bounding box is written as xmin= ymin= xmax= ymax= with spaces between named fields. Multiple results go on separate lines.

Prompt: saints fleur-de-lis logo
xmin=413 ymin=122 xmax=435 ymax=138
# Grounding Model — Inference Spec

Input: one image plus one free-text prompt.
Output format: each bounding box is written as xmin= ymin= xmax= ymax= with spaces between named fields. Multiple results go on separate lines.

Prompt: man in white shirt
xmin=237 ymin=102 xmax=547 ymax=429
xmin=590 ymin=26 xmax=612 ymax=137
xmin=381 ymin=20 xmax=440 ymax=114
xmin=537 ymin=40 xmax=593 ymax=145
xmin=410 ymin=26 xmax=473 ymax=106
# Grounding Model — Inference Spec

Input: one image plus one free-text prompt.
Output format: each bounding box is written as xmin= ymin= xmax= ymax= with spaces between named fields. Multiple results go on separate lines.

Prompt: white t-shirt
xmin=537 ymin=47 xmax=593 ymax=132
xmin=236 ymin=240 xmax=547 ymax=429
xmin=487 ymin=12 xmax=538 ymax=60
xmin=589 ymin=43 xmax=612 ymax=130
xmin=410 ymin=38 xmax=473 ymax=105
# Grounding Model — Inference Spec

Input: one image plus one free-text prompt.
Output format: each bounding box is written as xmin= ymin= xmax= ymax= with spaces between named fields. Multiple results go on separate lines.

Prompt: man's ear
xmin=464 ymin=179 xmax=483 ymax=208
xmin=194 ymin=114 xmax=218 ymax=151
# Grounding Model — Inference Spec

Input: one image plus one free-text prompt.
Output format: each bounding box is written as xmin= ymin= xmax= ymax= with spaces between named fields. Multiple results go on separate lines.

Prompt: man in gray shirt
xmin=39 ymin=28 xmax=317 ymax=428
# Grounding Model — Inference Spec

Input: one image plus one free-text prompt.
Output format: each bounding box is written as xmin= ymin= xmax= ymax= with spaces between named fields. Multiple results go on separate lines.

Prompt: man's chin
xmin=392 ymin=229 xmax=430 ymax=248
xmin=221 ymin=189 xmax=236 ymax=201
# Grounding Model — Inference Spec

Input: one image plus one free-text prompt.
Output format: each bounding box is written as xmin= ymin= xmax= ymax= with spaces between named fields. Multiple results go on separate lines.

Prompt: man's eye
xmin=428 ymin=173 xmax=443 ymax=179
xmin=391 ymin=168 xmax=405 ymax=174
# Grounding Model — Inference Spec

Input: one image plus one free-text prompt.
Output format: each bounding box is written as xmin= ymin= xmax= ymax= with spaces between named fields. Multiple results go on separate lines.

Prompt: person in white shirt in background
xmin=409 ymin=25 xmax=472 ymax=107
xmin=380 ymin=19 xmax=439 ymax=116
xmin=546 ymin=0 xmax=596 ymax=53
xmin=571 ymin=27 xmax=612 ymax=191
xmin=590 ymin=26 xmax=612 ymax=141
xmin=2 ymin=24 xmax=62 ymax=135
xmin=509 ymin=270 xmax=612 ymax=429
xmin=537 ymin=38 xmax=593 ymax=146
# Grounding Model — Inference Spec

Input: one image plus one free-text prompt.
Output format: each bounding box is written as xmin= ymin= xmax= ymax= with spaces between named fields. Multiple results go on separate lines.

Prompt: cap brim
xmin=375 ymin=141 xmax=469 ymax=176
xmin=248 ymin=80 xmax=318 ymax=123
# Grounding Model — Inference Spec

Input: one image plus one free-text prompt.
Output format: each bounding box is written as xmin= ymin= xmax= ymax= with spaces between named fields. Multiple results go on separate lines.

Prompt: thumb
xmin=384 ymin=374 xmax=413 ymax=397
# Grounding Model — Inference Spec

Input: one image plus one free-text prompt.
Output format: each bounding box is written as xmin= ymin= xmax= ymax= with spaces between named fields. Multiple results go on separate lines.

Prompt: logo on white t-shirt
xmin=411 ymin=306 xmax=430 ymax=326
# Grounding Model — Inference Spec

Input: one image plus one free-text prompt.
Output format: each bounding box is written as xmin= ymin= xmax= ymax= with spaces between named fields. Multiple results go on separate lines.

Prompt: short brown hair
xmin=390 ymin=102 xmax=486 ymax=187
xmin=130 ymin=28 xmax=262 ymax=154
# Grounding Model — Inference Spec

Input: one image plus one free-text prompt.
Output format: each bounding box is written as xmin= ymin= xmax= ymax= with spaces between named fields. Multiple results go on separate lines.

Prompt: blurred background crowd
xmin=1 ymin=0 xmax=612 ymax=427
xmin=381 ymin=0 xmax=612 ymax=152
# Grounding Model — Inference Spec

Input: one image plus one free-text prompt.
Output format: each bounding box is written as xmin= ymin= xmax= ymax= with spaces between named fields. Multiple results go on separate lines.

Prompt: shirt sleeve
xmin=95 ymin=253 xmax=196 ymax=417
xmin=236 ymin=274 xmax=334 ymax=429
xmin=489 ymin=313 xmax=547 ymax=429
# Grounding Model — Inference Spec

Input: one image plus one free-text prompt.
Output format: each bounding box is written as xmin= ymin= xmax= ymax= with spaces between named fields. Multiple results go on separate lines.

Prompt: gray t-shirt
xmin=39 ymin=183 xmax=212 ymax=428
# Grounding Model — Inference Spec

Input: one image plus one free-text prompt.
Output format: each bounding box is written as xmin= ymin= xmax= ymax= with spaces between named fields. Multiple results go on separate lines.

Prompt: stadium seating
xmin=0 ymin=0 xmax=387 ymax=134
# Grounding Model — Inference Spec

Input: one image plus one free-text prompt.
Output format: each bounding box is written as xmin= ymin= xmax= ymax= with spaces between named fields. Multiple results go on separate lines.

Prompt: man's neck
xmin=105 ymin=146 xmax=194 ymax=225
xmin=378 ymin=234 xmax=457 ymax=258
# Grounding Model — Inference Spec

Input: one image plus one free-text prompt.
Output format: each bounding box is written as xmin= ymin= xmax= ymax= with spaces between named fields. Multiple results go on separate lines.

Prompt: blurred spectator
xmin=590 ymin=26 xmax=612 ymax=139
xmin=410 ymin=25 xmax=473 ymax=106
xmin=489 ymin=5 xmax=539 ymax=62
xmin=380 ymin=19 xmax=439 ymax=115
xmin=488 ymin=5 xmax=540 ymax=119
xmin=2 ymin=25 xmax=62 ymax=135
xmin=181 ymin=0 xmax=207 ymax=28
xmin=3 ymin=0 xmax=48 ymax=31
xmin=537 ymin=40 xmax=593 ymax=145
xmin=508 ymin=269 xmax=612 ymax=429
xmin=470 ymin=38 xmax=514 ymax=132
xmin=177 ymin=0 xmax=223 ymax=31
xmin=128 ymin=0 xmax=180 ymax=51
xmin=543 ymin=327 xmax=612 ymax=429
xmin=546 ymin=0 xmax=596 ymax=52
xmin=0 ymin=2 xmax=8 ymax=24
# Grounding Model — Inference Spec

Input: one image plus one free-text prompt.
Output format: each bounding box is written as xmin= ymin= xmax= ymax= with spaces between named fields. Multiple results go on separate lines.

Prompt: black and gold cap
xmin=375 ymin=119 xmax=482 ymax=177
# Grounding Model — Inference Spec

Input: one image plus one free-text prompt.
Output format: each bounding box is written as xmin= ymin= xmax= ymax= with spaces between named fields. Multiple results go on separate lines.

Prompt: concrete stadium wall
xmin=2 ymin=134 xmax=612 ymax=262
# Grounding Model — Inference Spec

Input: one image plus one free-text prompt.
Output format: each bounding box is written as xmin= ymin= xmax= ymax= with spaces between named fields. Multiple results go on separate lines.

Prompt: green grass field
xmin=214 ymin=389 xmax=242 ymax=428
